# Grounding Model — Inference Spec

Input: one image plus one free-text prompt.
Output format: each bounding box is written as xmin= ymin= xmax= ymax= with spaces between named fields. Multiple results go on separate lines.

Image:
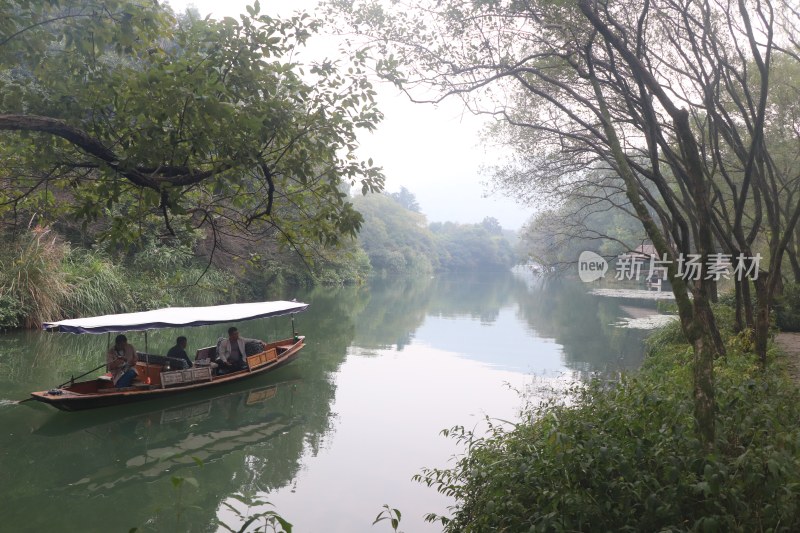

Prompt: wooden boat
xmin=29 ymin=301 xmax=308 ymax=411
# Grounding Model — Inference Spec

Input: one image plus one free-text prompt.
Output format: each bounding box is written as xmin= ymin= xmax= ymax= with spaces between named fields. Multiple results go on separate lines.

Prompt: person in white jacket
xmin=215 ymin=326 xmax=266 ymax=374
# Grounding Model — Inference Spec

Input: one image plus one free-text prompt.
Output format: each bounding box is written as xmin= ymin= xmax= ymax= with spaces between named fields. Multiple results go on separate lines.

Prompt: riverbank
xmin=417 ymin=317 xmax=800 ymax=531
xmin=0 ymin=229 xmax=372 ymax=331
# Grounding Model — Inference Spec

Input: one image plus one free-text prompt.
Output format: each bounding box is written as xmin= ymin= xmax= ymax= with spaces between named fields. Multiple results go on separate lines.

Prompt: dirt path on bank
xmin=775 ymin=333 xmax=800 ymax=384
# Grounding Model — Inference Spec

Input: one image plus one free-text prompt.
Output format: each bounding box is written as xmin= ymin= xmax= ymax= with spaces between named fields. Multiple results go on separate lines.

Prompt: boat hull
xmin=30 ymin=338 xmax=304 ymax=411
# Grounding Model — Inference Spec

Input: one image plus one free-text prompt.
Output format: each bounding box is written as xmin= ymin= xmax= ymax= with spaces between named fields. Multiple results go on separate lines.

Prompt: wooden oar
xmin=55 ymin=362 xmax=108 ymax=389
xmin=17 ymin=362 xmax=108 ymax=404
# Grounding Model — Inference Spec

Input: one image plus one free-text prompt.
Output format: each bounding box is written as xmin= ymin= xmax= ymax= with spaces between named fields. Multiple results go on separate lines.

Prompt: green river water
xmin=0 ymin=271 xmax=653 ymax=532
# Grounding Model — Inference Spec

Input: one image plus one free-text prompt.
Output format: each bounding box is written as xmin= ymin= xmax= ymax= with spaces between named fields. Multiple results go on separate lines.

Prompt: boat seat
xmin=137 ymin=352 xmax=188 ymax=369
xmin=195 ymin=345 xmax=217 ymax=363
xmin=246 ymin=347 xmax=278 ymax=371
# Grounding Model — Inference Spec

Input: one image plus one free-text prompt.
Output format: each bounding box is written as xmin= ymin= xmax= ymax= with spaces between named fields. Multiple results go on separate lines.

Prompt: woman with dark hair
xmin=106 ymin=334 xmax=138 ymax=388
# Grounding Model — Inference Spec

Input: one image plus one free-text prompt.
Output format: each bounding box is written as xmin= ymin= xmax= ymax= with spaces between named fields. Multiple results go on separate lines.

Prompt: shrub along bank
xmin=417 ymin=316 xmax=800 ymax=532
xmin=0 ymin=230 xmax=242 ymax=330
xmin=0 ymin=228 xmax=372 ymax=330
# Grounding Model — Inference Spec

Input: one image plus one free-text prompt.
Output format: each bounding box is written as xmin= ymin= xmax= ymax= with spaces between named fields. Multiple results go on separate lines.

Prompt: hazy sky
xmin=165 ymin=0 xmax=532 ymax=230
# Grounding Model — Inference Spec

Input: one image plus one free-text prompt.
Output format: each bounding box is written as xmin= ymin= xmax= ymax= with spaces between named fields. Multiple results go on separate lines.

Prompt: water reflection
xmin=5 ymin=379 xmax=311 ymax=530
xmin=515 ymin=278 xmax=650 ymax=376
xmin=0 ymin=271 xmax=651 ymax=532
xmin=345 ymin=272 xmax=649 ymax=376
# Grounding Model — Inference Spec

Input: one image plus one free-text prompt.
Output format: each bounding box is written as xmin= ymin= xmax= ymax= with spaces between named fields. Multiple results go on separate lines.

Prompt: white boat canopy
xmin=42 ymin=301 xmax=309 ymax=334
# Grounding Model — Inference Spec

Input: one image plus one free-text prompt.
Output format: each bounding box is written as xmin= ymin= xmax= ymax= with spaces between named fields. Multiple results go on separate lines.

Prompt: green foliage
xmin=310 ymin=246 xmax=372 ymax=286
xmin=373 ymin=504 xmax=403 ymax=532
xmin=417 ymin=327 xmax=800 ymax=532
xmin=387 ymin=186 xmax=420 ymax=212
xmin=215 ymin=489 xmax=293 ymax=533
xmin=518 ymin=185 xmax=646 ymax=272
xmin=353 ymin=191 xmax=517 ymax=276
xmin=126 ymin=240 xmax=241 ymax=309
xmin=353 ymin=192 xmax=438 ymax=276
xmin=0 ymin=291 xmax=24 ymax=329
xmin=0 ymin=221 xmax=376 ymax=330
xmin=0 ymin=228 xmax=71 ymax=328
xmin=0 ymin=0 xmax=384 ymax=255
xmin=142 ymin=456 xmax=293 ymax=533
xmin=61 ymin=247 xmax=135 ymax=317
xmin=430 ymin=221 xmax=515 ymax=271
xmin=0 ymin=230 xmax=240 ymax=327
xmin=776 ymin=283 xmax=800 ymax=332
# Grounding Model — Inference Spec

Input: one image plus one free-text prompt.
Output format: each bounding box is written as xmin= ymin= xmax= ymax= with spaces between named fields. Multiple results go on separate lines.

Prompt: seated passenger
xmin=166 ymin=336 xmax=193 ymax=369
xmin=107 ymin=334 xmax=138 ymax=388
xmin=215 ymin=327 xmax=266 ymax=374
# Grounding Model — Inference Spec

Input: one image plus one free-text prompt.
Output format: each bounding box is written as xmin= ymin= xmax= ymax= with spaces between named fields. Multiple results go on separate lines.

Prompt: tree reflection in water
xmin=0 ymin=271 xmax=651 ymax=531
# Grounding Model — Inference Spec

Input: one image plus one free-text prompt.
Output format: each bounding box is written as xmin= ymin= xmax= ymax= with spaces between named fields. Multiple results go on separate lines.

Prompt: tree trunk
xmin=753 ymin=277 xmax=770 ymax=366
xmin=742 ymin=278 xmax=754 ymax=328
xmin=734 ymin=278 xmax=744 ymax=333
xmin=692 ymin=318 xmax=716 ymax=445
xmin=786 ymin=239 xmax=800 ymax=283
xmin=587 ymin=69 xmax=717 ymax=446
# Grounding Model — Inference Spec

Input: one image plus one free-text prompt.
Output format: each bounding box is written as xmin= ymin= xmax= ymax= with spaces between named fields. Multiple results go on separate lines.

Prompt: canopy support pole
xmin=291 ymin=314 xmax=296 ymax=338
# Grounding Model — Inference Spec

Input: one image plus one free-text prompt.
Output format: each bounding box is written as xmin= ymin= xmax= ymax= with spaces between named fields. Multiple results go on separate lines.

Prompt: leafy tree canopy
xmin=430 ymin=220 xmax=515 ymax=271
xmin=0 ymin=0 xmax=384 ymax=255
xmin=354 ymin=190 xmax=516 ymax=275
xmin=353 ymin=191 xmax=438 ymax=274
xmin=387 ymin=186 xmax=420 ymax=212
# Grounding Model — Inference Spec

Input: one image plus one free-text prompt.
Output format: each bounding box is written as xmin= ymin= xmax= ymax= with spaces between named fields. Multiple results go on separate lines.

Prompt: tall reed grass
xmin=61 ymin=249 xmax=134 ymax=317
xmin=0 ymin=229 xmax=71 ymax=328
xmin=0 ymin=231 xmax=239 ymax=329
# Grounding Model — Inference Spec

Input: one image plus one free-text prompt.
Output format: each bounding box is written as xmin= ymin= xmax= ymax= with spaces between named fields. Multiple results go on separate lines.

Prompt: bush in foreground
xmin=417 ymin=320 xmax=800 ymax=532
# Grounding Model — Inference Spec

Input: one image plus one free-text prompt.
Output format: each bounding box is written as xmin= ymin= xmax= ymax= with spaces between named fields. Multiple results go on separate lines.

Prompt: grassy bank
xmin=0 ymin=230 xmax=241 ymax=329
xmin=0 ymin=229 xmax=373 ymax=330
xmin=418 ymin=316 xmax=800 ymax=531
